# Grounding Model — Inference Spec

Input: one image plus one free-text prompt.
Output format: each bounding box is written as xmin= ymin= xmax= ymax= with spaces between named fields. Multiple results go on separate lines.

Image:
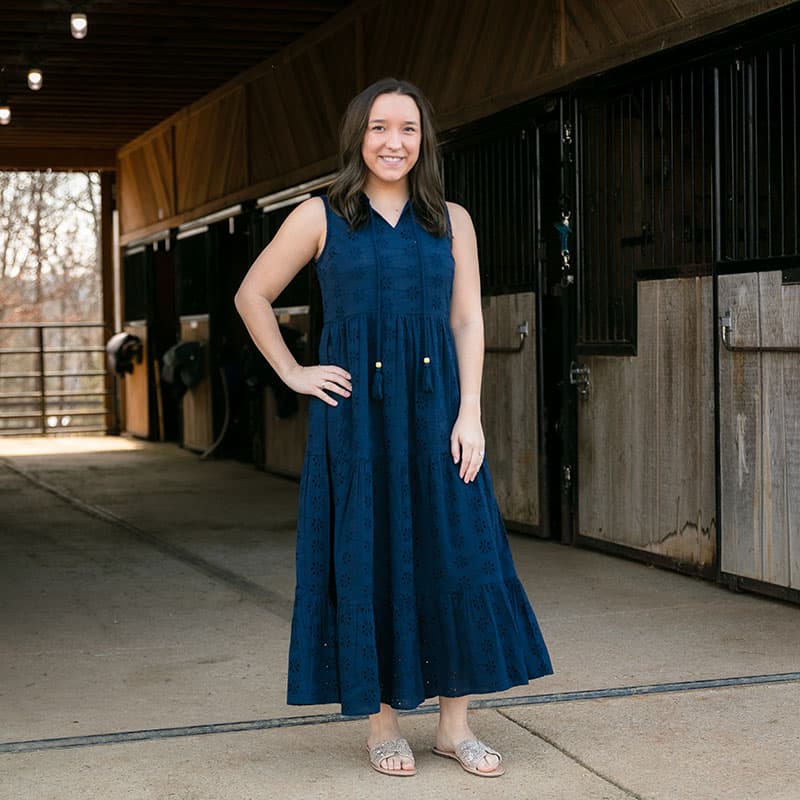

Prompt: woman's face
xmin=361 ymin=92 xmax=422 ymax=187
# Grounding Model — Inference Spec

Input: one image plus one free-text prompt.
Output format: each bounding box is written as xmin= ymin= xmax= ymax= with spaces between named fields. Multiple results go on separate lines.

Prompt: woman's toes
xmin=478 ymin=753 xmax=500 ymax=771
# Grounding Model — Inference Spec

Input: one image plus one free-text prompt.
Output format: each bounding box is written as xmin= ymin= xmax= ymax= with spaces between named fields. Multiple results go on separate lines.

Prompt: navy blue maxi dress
xmin=287 ymin=194 xmax=553 ymax=716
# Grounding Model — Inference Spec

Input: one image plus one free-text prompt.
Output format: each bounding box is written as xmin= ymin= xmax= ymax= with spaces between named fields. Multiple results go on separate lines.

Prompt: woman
xmin=235 ymin=77 xmax=553 ymax=778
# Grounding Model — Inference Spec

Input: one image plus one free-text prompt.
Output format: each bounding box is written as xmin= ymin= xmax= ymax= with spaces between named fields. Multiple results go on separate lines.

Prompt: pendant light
xmin=27 ymin=68 xmax=43 ymax=91
xmin=70 ymin=13 xmax=88 ymax=39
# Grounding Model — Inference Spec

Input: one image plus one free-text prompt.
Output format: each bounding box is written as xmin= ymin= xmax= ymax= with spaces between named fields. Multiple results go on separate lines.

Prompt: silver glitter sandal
xmin=432 ymin=738 xmax=505 ymax=777
xmin=367 ymin=737 xmax=417 ymax=777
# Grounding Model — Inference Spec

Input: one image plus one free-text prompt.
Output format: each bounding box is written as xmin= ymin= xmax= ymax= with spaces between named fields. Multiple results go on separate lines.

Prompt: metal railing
xmin=0 ymin=322 xmax=114 ymax=436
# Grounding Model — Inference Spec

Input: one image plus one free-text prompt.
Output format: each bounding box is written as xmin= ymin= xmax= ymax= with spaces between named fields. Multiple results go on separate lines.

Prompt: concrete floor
xmin=1 ymin=435 xmax=799 ymax=800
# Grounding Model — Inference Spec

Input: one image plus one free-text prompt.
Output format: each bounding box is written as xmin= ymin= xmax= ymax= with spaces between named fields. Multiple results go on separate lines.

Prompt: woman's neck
xmin=363 ymin=178 xmax=409 ymax=209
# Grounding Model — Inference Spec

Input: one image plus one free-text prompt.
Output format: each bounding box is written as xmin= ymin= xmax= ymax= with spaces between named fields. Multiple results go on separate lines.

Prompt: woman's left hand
xmin=450 ymin=406 xmax=485 ymax=483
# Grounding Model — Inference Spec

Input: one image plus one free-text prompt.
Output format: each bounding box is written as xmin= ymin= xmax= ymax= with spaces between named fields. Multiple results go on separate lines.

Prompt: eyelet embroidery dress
xmin=286 ymin=194 xmax=553 ymax=716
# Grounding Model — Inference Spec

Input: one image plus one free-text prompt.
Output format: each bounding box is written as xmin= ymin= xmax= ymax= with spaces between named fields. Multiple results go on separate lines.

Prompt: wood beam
xmin=0 ymin=148 xmax=117 ymax=171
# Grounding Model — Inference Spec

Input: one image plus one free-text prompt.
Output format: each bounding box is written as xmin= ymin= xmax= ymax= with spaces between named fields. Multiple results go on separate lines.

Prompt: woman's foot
xmin=436 ymin=696 xmax=503 ymax=775
xmin=367 ymin=704 xmax=416 ymax=775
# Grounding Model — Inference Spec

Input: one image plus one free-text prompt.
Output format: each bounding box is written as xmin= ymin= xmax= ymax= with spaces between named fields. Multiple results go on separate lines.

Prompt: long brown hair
xmin=327 ymin=77 xmax=448 ymax=237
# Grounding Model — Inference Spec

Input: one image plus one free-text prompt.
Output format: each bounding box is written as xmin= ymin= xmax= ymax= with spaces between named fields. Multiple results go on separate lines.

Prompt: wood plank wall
xmin=481 ymin=292 xmax=539 ymax=530
xmin=577 ymin=277 xmax=716 ymax=568
xmin=718 ymin=271 xmax=800 ymax=589
xmin=118 ymin=0 xmax=792 ymax=242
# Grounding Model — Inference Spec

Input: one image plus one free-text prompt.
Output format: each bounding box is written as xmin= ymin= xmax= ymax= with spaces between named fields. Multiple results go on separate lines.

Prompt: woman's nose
xmin=386 ymin=129 xmax=402 ymax=149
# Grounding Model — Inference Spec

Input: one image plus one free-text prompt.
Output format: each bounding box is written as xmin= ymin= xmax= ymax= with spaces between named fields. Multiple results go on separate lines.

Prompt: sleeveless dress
xmin=286 ymin=194 xmax=553 ymax=716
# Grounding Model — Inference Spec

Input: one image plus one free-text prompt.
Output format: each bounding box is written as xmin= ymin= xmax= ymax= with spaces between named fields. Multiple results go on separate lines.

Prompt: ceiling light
xmin=0 ymin=102 xmax=10 ymax=125
xmin=28 ymin=68 xmax=43 ymax=91
xmin=70 ymin=13 xmax=88 ymax=39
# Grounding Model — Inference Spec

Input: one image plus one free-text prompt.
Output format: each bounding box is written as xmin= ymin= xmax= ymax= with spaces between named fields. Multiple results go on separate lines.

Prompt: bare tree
xmin=0 ymin=170 xmax=102 ymax=432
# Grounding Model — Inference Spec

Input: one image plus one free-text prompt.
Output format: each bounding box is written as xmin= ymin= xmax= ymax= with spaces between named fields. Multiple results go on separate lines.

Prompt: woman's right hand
xmin=283 ymin=364 xmax=352 ymax=407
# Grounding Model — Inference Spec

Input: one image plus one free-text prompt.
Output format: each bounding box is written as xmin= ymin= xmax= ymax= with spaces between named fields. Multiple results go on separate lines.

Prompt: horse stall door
xmin=121 ymin=246 xmax=155 ymax=439
xmin=572 ymin=66 xmax=717 ymax=573
xmin=442 ymin=117 xmax=545 ymax=536
xmin=717 ymin=270 xmax=800 ymax=592
xmin=716 ymin=39 xmax=800 ymax=596
xmin=174 ymin=227 xmax=214 ymax=453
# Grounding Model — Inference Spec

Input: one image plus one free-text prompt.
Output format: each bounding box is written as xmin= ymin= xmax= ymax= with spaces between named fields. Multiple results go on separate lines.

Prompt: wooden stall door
xmin=180 ymin=314 xmax=213 ymax=452
xmin=717 ymin=270 xmax=800 ymax=590
xmin=575 ymin=279 xmax=717 ymax=568
xmin=123 ymin=321 xmax=150 ymax=439
xmin=482 ymin=292 xmax=539 ymax=533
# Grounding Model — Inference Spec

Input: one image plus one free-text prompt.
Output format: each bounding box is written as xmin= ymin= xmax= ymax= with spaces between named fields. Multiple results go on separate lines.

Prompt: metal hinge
xmin=569 ymin=361 xmax=591 ymax=396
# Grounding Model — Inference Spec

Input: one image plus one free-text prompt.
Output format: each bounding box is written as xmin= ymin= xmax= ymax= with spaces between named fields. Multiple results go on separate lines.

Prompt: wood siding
xmin=482 ymin=292 xmax=539 ymax=530
xmin=718 ymin=271 xmax=800 ymax=589
xmin=118 ymin=127 xmax=175 ymax=237
xmin=175 ymin=87 xmax=248 ymax=212
xmin=577 ymin=277 xmax=716 ymax=566
xmin=118 ymin=0 xmax=793 ymax=241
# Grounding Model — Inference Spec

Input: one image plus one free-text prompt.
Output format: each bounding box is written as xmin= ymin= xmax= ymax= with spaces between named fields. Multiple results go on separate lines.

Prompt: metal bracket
xmin=570 ymin=361 xmax=591 ymax=396
xmin=554 ymin=211 xmax=574 ymax=287
xmin=486 ymin=320 xmax=529 ymax=354
xmin=720 ymin=309 xmax=800 ymax=354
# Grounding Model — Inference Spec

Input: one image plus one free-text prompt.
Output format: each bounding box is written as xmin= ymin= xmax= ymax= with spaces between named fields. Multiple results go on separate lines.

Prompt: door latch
xmin=569 ymin=361 xmax=591 ymax=396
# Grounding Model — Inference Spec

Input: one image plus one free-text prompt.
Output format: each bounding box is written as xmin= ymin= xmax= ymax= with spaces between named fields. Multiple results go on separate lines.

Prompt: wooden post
xmin=100 ymin=170 xmax=118 ymax=434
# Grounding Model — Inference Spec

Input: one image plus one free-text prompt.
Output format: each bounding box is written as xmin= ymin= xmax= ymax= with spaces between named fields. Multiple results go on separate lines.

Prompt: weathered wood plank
xmin=781 ymin=283 xmax=800 ymax=589
xmin=758 ymin=271 xmax=790 ymax=586
xmin=651 ymin=277 xmax=716 ymax=564
xmin=481 ymin=292 xmax=539 ymax=529
xmin=718 ymin=272 xmax=762 ymax=580
xmin=578 ymin=277 xmax=715 ymax=567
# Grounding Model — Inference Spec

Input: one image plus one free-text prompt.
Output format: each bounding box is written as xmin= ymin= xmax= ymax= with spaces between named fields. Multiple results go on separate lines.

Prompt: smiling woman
xmin=234 ymin=77 xmax=553 ymax=780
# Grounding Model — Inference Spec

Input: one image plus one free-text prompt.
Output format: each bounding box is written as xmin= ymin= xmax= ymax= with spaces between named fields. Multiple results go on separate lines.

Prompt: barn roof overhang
xmin=0 ymin=0 xmax=354 ymax=171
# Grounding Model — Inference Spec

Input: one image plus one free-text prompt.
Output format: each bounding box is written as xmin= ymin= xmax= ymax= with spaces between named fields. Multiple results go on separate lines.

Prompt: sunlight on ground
xmin=0 ymin=435 xmax=148 ymax=457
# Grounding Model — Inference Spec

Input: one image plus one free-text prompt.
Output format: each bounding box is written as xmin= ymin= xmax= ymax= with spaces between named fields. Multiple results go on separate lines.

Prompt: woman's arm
xmin=446 ymin=201 xmax=485 ymax=483
xmin=234 ymin=197 xmax=351 ymax=406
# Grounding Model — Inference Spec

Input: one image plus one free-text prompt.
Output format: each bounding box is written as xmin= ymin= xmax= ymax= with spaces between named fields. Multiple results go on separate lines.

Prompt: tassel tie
xmin=368 ymin=200 xmax=434 ymax=401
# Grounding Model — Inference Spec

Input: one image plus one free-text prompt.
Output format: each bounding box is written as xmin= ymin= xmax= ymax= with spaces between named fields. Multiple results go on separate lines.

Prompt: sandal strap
xmin=454 ymin=739 xmax=503 ymax=768
xmin=369 ymin=737 xmax=414 ymax=766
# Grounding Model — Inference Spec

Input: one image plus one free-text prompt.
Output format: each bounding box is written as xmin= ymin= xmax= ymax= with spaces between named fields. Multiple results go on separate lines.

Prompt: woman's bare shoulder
xmin=287 ymin=195 xmax=326 ymax=227
xmin=445 ymin=201 xmax=476 ymax=238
